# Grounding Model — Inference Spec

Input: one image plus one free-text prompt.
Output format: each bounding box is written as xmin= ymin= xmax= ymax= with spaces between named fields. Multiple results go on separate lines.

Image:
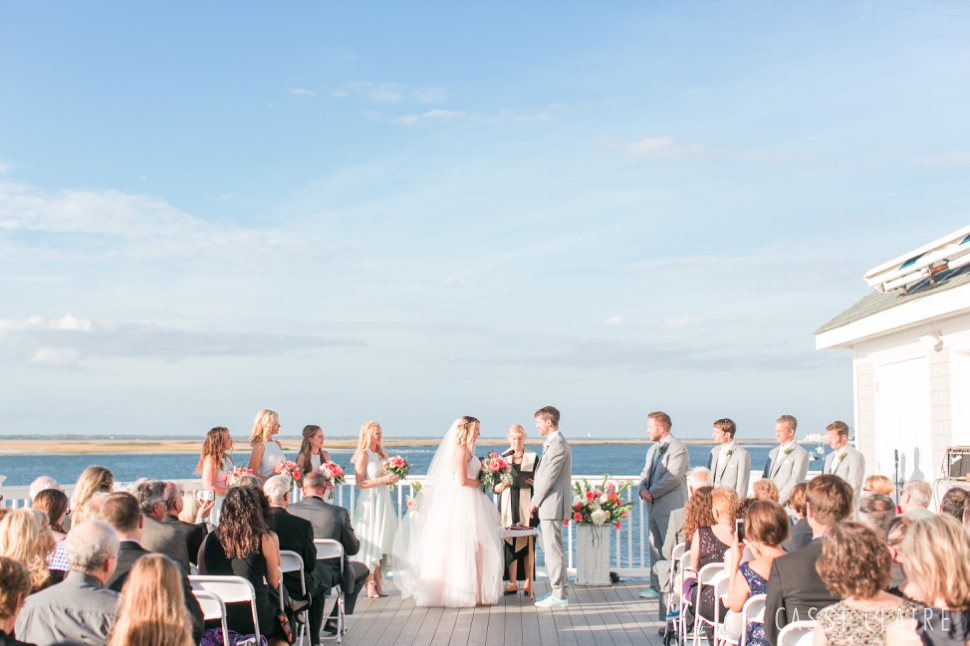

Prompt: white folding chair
xmin=192 ymin=589 xmax=230 ymax=646
xmin=190 ymin=563 xmax=199 ymax=576
xmin=190 ymin=575 xmax=260 ymax=644
xmin=739 ymin=594 xmax=767 ymax=646
xmin=280 ymin=550 xmax=308 ymax=646
xmin=314 ymin=539 xmax=346 ymax=643
xmin=692 ymin=563 xmax=726 ymax=646
xmin=680 ymin=565 xmax=696 ymax=644
xmin=664 ymin=542 xmax=687 ymax=641
xmin=777 ymin=620 xmax=817 ymax=646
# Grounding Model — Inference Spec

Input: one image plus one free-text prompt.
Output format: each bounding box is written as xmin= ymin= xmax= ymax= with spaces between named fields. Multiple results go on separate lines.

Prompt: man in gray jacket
xmin=761 ymin=414 xmax=809 ymax=506
xmin=822 ymin=420 xmax=865 ymax=506
xmin=707 ymin=418 xmax=751 ymax=497
xmin=529 ymin=405 xmax=572 ymax=609
xmin=638 ymin=411 xmax=689 ymax=597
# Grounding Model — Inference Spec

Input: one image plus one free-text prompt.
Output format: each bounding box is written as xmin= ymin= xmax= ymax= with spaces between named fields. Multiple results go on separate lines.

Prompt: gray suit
xmin=823 ymin=445 xmax=865 ymax=504
xmin=16 ymin=571 xmax=119 ymax=645
xmin=141 ymin=515 xmax=191 ymax=574
xmin=762 ymin=442 xmax=809 ymax=506
xmin=638 ymin=436 xmax=689 ymax=592
xmin=707 ymin=445 xmax=751 ymax=497
xmin=532 ymin=432 xmax=572 ymax=600
xmin=654 ymin=506 xmax=685 ymax=619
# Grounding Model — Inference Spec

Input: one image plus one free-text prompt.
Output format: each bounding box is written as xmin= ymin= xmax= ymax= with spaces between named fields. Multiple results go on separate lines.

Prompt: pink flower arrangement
xmin=478 ymin=451 xmax=514 ymax=493
xmin=274 ymin=460 xmax=303 ymax=484
xmin=317 ymin=462 xmax=346 ymax=486
xmin=226 ymin=466 xmax=254 ymax=487
xmin=571 ymin=476 xmax=634 ymax=527
xmin=382 ymin=456 xmax=410 ymax=491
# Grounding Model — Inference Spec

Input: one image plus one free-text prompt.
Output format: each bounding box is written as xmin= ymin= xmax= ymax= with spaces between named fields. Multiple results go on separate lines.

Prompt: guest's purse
xmin=278 ymin=609 xmax=294 ymax=644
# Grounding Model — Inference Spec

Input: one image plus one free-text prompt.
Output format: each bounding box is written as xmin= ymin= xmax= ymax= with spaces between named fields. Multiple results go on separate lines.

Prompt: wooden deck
xmin=336 ymin=580 xmax=666 ymax=646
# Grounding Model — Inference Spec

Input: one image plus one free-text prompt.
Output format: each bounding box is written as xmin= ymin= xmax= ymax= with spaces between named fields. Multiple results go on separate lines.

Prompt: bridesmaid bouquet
xmin=317 ymin=461 xmax=346 ymax=486
xmin=479 ymin=451 xmax=514 ymax=493
xmin=571 ymin=477 xmax=634 ymax=529
xmin=274 ymin=460 xmax=302 ymax=485
xmin=226 ymin=466 xmax=254 ymax=487
xmin=382 ymin=455 xmax=410 ymax=491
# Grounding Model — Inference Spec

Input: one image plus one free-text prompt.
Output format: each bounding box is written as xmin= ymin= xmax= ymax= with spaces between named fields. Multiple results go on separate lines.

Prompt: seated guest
xmin=939 ymin=487 xmax=969 ymax=523
xmin=161 ymin=483 xmax=207 ymax=566
xmin=764 ymin=474 xmax=853 ymax=646
xmin=289 ymin=472 xmax=369 ymax=637
xmin=885 ymin=515 xmax=913 ymax=595
xmin=107 ymin=554 xmax=194 ymax=646
xmin=722 ymin=500 xmax=789 ymax=646
xmin=50 ymin=492 xmax=110 ymax=578
xmin=687 ymin=487 xmax=738 ymax=640
xmin=0 ymin=557 xmax=34 ymax=646
xmin=28 ymin=476 xmax=61 ymax=502
xmin=235 ymin=475 xmax=265 ymax=490
xmin=199 ymin=487 xmax=289 ymax=646
xmin=264 ymin=476 xmax=329 ymax=646
xmin=32 ymin=489 xmax=70 ymax=541
xmin=15 ymin=521 xmax=120 ymax=646
xmin=783 ymin=483 xmax=811 ymax=551
xmin=99 ymin=493 xmax=203 ymax=644
xmin=859 ymin=493 xmax=898 ymax=537
xmin=178 ymin=492 xmax=209 ymax=526
xmin=655 ymin=467 xmax=711 ymax=620
xmin=814 ymin=522 xmax=921 ymax=646
xmin=752 ymin=479 xmax=779 ymax=502
xmin=71 ymin=467 xmax=114 ymax=518
xmin=133 ymin=480 xmax=190 ymax=573
xmin=900 ymin=480 xmax=933 ymax=519
xmin=886 ymin=515 xmax=970 ymax=646
xmin=0 ymin=510 xmax=56 ymax=593
xmin=863 ymin=474 xmax=895 ymax=498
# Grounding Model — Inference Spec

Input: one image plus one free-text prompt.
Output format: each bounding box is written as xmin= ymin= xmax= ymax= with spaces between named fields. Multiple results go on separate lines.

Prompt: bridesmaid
xmin=295 ymin=425 xmax=330 ymax=483
xmin=249 ymin=409 xmax=285 ymax=483
xmin=493 ymin=424 xmax=539 ymax=594
xmin=352 ymin=420 xmax=399 ymax=597
xmin=199 ymin=426 xmax=234 ymax=525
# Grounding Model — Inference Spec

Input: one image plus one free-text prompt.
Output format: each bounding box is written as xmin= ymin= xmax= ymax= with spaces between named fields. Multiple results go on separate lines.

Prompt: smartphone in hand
xmin=736 ymin=518 xmax=745 ymax=543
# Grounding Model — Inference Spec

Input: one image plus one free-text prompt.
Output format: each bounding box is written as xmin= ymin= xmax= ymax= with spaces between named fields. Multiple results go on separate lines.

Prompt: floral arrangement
xmin=406 ymin=481 xmax=423 ymax=511
xmin=382 ymin=455 xmax=410 ymax=491
xmin=317 ymin=461 xmax=346 ymax=486
xmin=571 ymin=477 xmax=634 ymax=529
xmin=274 ymin=460 xmax=303 ymax=485
xmin=226 ymin=466 xmax=254 ymax=487
xmin=479 ymin=451 xmax=514 ymax=493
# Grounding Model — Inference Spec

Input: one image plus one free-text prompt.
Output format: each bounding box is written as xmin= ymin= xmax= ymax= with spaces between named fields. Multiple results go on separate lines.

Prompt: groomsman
xmin=822 ymin=420 xmax=865 ymax=505
xmin=707 ymin=418 xmax=750 ymax=497
xmin=762 ymin=414 xmax=808 ymax=506
xmin=638 ymin=411 xmax=689 ymax=597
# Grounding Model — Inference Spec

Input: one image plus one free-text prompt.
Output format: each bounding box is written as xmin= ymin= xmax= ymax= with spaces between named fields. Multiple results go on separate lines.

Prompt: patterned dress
xmin=817 ymin=599 xmax=923 ymax=646
xmin=739 ymin=563 xmax=768 ymax=646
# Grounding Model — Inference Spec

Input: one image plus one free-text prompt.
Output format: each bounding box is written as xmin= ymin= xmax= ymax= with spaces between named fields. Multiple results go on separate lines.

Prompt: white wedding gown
xmin=395 ymin=451 xmax=504 ymax=607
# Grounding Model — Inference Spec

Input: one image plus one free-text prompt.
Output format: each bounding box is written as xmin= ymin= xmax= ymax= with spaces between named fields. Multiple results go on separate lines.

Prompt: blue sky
xmin=1 ymin=1 xmax=968 ymax=440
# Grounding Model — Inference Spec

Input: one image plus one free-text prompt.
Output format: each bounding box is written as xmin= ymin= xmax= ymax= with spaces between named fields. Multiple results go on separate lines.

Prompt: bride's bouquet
xmin=226 ymin=466 xmax=254 ymax=487
xmin=479 ymin=451 xmax=514 ymax=493
xmin=274 ymin=460 xmax=303 ymax=485
xmin=382 ymin=455 xmax=410 ymax=491
xmin=317 ymin=461 xmax=346 ymax=486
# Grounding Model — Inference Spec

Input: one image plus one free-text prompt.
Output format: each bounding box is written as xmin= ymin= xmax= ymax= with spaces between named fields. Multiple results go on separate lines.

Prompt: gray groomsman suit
xmin=707 ymin=443 xmax=751 ymax=497
xmin=762 ymin=442 xmax=809 ymax=506
xmin=823 ymin=445 xmax=865 ymax=504
xmin=532 ymin=431 xmax=572 ymax=601
xmin=638 ymin=436 xmax=689 ymax=592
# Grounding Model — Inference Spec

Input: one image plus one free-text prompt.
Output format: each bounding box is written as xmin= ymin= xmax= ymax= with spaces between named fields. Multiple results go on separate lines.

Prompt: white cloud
xmin=290 ymin=88 xmax=316 ymax=96
xmin=605 ymin=316 xmax=624 ymax=327
xmin=919 ymin=152 xmax=970 ymax=165
xmin=412 ymin=87 xmax=447 ymax=103
xmin=392 ymin=110 xmax=469 ymax=125
xmin=32 ymin=348 xmax=79 ymax=364
xmin=665 ymin=315 xmax=705 ymax=329
xmin=627 ymin=136 xmax=713 ymax=160
xmin=0 ymin=315 xmax=92 ymax=336
xmin=332 ymin=82 xmax=447 ymax=103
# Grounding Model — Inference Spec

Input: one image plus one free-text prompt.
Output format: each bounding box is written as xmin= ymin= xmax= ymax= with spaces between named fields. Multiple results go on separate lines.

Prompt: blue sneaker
xmin=639 ymin=588 xmax=660 ymax=598
xmin=666 ymin=608 xmax=680 ymax=619
xmin=536 ymin=596 xmax=569 ymax=608
xmin=535 ymin=592 xmax=552 ymax=602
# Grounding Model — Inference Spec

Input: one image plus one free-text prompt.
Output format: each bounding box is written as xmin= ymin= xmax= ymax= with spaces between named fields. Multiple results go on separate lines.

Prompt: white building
xmin=815 ymin=225 xmax=970 ymax=489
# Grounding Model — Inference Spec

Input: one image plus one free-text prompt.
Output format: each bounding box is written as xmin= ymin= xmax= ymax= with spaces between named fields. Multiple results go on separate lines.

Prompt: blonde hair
xmin=455 ymin=416 xmax=480 ymax=454
xmin=0 ymin=509 xmax=54 ymax=591
xmin=108 ymin=554 xmax=194 ymax=646
xmin=507 ymin=424 xmax=526 ymax=439
xmin=901 ymin=515 xmax=970 ymax=610
xmin=712 ymin=487 xmax=739 ymax=521
xmin=0 ymin=557 xmax=31 ymax=621
xmin=864 ymin=474 xmax=895 ymax=496
xmin=355 ymin=421 xmax=387 ymax=460
xmin=250 ymin=409 xmax=280 ymax=446
xmin=178 ymin=493 xmax=201 ymax=524
xmin=72 ymin=466 xmax=114 ymax=510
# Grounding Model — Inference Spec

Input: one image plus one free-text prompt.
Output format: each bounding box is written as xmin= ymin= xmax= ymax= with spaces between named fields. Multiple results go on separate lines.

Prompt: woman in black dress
xmin=493 ymin=424 xmax=539 ymax=595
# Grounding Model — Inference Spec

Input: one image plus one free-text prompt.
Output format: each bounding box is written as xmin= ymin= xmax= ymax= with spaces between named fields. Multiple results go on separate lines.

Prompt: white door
xmin=874 ymin=357 xmax=932 ymax=483
xmin=951 ymin=351 xmax=970 ymax=446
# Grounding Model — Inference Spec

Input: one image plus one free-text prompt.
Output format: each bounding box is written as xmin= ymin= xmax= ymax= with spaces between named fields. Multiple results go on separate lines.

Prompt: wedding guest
xmin=0 ymin=557 xmax=34 ymax=646
xmin=162 ymin=483 xmax=207 ymax=566
xmin=295 ymin=425 xmax=330 ymax=484
xmin=638 ymin=411 xmax=689 ymax=597
xmin=133 ymin=480 xmax=190 ymax=574
xmin=178 ymin=492 xmax=205 ymax=525
xmin=939 ymin=487 xmax=969 ymax=522
xmin=764 ymin=474 xmax=853 ymax=646
xmin=722 ymin=500 xmax=789 ymax=646
xmin=885 ymin=515 xmax=913 ymax=595
xmin=859 ymin=494 xmax=897 ymax=536
xmin=0 ymin=510 xmax=56 ymax=593
xmin=822 ymin=421 xmax=865 ymax=506
xmin=32 ymin=488 xmax=70 ymax=541
xmin=15 ymin=520 xmax=120 ymax=646
xmin=107 ymin=554 xmax=194 ymax=646
xmin=687 ymin=487 xmax=738 ymax=637
xmin=493 ymin=424 xmax=539 ymax=594
xmin=675 ymin=486 xmax=715 ymax=630
xmin=351 ymin=420 xmax=398 ymax=598
xmin=863 ymin=474 xmax=895 ymax=498
xmin=72 ymin=491 xmax=110 ymax=524
xmin=199 ymin=487 xmax=290 ymax=646
xmin=783 ymin=483 xmax=811 ymax=551
xmin=248 ymin=409 xmax=285 ymax=483
xmin=656 ymin=467 xmax=711 ymax=621
xmin=900 ymin=480 xmax=933 ymax=519
xmin=28 ymin=476 xmax=60 ymax=501
xmin=886 ymin=515 xmax=970 ymax=646
xmin=235 ymin=474 xmax=265 ymax=491
xmin=814 ymin=522 xmax=921 ymax=646
xmin=707 ymin=419 xmax=750 ymax=497
xmin=761 ymin=415 xmax=808 ymax=506
xmin=197 ymin=426 xmax=234 ymax=525
xmin=71 ymin=467 xmax=114 ymax=517
xmin=752 ymin=478 xmax=780 ymax=502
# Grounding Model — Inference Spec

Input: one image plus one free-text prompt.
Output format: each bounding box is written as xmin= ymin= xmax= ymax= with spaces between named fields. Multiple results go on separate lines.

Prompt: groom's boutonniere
xmin=782 ymin=447 xmax=794 ymax=457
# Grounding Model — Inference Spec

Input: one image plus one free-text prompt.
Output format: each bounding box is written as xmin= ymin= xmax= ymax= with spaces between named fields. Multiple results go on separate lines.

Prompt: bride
xmin=395 ymin=416 xmax=504 ymax=607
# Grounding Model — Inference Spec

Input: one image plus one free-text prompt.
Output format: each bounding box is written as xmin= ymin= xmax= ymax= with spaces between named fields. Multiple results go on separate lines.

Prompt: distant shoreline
xmin=0 ymin=437 xmax=782 ymax=455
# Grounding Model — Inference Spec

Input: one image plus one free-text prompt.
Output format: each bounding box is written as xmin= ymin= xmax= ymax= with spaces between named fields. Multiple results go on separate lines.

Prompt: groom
xmin=529 ymin=405 xmax=572 ymax=609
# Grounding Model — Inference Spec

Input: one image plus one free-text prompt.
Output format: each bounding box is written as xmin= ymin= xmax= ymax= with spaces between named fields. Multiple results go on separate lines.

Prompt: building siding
xmin=856 ymin=361 xmax=876 ymax=474
xmin=930 ymin=347 xmax=952 ymax=481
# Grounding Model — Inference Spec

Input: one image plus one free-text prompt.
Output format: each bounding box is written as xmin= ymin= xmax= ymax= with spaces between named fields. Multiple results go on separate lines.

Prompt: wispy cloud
xmin=613 ymin=136 xmax=800 ymax=163
xmin=290 ymin=88 xmax=316 ymax=96
xmin=391 ymin=109 xmax=469 ymax=125
xmin=332 ymin=82 xmax=446 ymax=103
xmin=605 ymin=316 xmax=624 ymax=327
xmin=627 ymin=136 xmax=713 ymax=160
xmin=918 ymin=152 xmax=970 ymax=165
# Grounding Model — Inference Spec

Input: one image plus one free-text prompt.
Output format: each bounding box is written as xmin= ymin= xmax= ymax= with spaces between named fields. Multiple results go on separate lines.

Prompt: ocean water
xmin=0 ymin=441 xmax=834 ymax=488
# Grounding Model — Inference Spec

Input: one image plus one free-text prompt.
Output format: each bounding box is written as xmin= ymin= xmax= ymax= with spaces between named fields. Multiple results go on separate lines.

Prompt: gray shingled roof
xmin=815 ymin=264 xmax=970 ymax=335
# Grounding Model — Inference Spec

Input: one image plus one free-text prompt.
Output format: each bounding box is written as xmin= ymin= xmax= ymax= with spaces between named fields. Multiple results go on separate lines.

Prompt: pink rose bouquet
xmin=226 ymin=466 xmax=254 ymax=487
xmin=274 ymin=460 xmax=302 ymax=485
xmin=317 ymin=461 xmax=346 ymax=486
xmin=382 ymin=455 xmax=410 ymax=491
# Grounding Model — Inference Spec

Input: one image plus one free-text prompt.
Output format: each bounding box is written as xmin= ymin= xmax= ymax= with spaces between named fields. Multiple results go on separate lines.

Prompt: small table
xmin=501 ymin=527 xmax=539 ymax=599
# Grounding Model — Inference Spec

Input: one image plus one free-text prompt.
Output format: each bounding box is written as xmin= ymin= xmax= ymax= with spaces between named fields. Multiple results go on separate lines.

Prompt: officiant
xmin=493 ymin=423 xmax=540 ymax=595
